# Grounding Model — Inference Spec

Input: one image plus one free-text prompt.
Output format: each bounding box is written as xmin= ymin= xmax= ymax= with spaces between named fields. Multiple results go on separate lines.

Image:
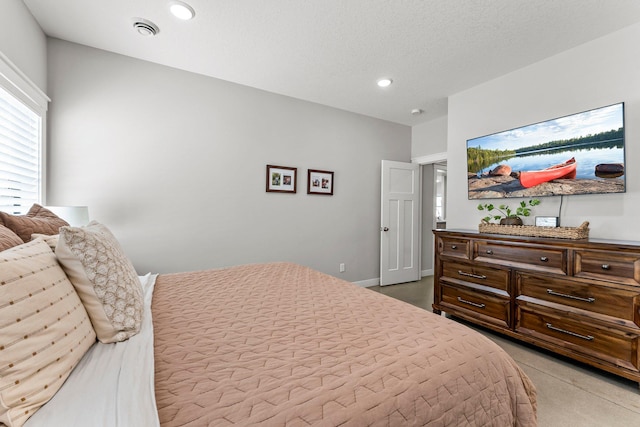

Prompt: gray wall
xmin=0 ymin=0 xmax=47 ymax=92
xmin=446 ymin=22 xmax=640 ymax=240
xmin=46 ymin=39 xmax=411 ymax=281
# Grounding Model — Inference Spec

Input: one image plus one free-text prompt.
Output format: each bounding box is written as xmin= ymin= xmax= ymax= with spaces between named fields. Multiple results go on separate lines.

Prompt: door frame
xmin=412 ymin=152 xmax=448 ymax=166
xmin=412 ymin=152 xmax=447 ymax=278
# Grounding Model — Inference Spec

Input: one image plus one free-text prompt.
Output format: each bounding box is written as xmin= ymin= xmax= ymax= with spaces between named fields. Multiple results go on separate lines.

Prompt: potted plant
xmin=477 ymin=199 xmax=540 ymax=225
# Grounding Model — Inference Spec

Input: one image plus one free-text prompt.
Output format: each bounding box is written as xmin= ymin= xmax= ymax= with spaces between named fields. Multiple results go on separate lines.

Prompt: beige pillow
xmin=0 ymin=204 xmax=69 ymax=243
xmin=55 ymin=221 xmax=143 ymax=343
xmin=0 ymin=239 xmax=96 ymax=427
xmin=30 ymin=234 xmax=58 ymax=251
xmin=0 ymin=225 xmax=23 ymax=251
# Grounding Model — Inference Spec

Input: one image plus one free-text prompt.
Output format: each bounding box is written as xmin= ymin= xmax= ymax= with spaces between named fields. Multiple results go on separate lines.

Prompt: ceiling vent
xmin=133 ymin=19 xmax=159 ymax=36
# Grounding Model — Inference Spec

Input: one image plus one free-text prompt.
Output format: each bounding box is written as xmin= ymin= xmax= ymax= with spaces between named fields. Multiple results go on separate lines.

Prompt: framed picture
xmin=266 ymin=165 xmax=297 ymax=193
xmin=307 ymin=169 xmax=334 ymax=195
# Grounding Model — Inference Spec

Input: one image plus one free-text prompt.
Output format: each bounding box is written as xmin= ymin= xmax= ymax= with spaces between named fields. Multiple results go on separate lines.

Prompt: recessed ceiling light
xmin=411 ymin=108 xmax=423 ymax=115
xmin=170 ymin=1 xmax=195 ymax=20
xmin=377 ymin=78 xmax=393 ymax=88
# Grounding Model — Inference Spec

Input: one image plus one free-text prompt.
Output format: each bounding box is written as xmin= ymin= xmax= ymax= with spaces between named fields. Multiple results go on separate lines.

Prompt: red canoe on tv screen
xmin=518 ymin=157 xmax=577 ymax=188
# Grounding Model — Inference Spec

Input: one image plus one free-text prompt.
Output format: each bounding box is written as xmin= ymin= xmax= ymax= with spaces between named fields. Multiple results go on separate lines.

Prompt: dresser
xmin=433 ymin=229 xmax=640 ymax=386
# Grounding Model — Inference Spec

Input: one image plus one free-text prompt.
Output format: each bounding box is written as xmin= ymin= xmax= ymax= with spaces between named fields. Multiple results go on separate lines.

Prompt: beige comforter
xmin=152 ymin=263 xmax=536 ymax=426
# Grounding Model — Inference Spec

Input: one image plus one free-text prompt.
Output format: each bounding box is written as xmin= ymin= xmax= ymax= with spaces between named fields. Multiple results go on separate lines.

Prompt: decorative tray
xmin=478 ymin=221 xmax=589 ymax=239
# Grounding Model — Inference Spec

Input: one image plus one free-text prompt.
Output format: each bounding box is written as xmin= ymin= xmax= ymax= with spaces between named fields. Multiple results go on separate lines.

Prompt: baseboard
xmin=353 ymin=271 xmax=432 ymax=287
xmin=353 ymin=278 xmax=380 ymax=288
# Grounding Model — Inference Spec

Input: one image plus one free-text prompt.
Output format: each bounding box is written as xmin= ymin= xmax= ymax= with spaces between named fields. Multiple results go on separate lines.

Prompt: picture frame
xmin=535 ymin=216 xmax=559 ymax=227
xmin=266 ymin=165 xmax=297 ymax=193
xmin=307 ymin=169 xmax=334 ymax=195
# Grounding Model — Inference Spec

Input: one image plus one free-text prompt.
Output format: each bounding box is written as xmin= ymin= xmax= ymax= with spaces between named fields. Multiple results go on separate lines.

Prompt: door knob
xmin=381 ymin=227 xmax=389 ymax=232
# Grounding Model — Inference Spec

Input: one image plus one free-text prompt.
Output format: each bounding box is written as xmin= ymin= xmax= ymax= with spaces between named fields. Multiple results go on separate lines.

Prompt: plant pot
xmin=500 ymin=217 xmax=523 ymax=226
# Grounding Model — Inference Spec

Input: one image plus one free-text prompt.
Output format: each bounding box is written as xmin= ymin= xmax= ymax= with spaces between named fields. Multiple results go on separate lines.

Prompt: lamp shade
xmin=45 ymin=206 xmax=90 ymax=227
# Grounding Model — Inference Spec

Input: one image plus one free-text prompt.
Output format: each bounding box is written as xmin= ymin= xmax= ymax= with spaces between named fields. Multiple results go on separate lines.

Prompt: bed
xmin=0 ymin=207 xmax=537 ymax=426
xmin=152 ymin=263 xmax=537 ymax=426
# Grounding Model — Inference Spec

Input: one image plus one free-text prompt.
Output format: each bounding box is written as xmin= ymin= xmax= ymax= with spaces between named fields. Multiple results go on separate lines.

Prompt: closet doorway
xmin=434 ymin=164 xmax=447 ymax=229
xmin=419 ymin=158 xmax=447 ymax=277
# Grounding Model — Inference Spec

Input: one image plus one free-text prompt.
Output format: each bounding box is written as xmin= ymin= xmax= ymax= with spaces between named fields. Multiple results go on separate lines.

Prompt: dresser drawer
xmin=433 ymin=229 xmax=640 ymax=384
xmin=516 ymin=272 xmax=640 ymax=326
xmin=475 ymin=241 xmax=567 ymax=274
xmin=442 ymin=260 xmax=509 ymax=292
xmin=517 ymin=307 xmax=639 ymax=372
xmin=437 ymin=236 xmax=470 ymax=259
xmin=441 ymin=283 xmax=510 ymax=328
xmin=574 ymin=249 xmax=640 ymax=286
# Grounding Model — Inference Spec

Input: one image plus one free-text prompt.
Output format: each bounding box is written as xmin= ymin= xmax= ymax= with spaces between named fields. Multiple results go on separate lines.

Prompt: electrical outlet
xmin=339 ymin=263 xmax=345 ymax=273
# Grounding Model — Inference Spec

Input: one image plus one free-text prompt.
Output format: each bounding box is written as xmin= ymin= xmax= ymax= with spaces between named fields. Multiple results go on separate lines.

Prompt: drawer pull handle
xmin=601 ymin=264 xmax=610 ymax=270
xmin=546 ymin=323 xmax=594 ymax=341
xmin=457 ymin=297 xmax=486 ymax=309
xmin=546 ymin=289 xmax=595 ymax=303
xmin=458 ymin=270 xmax=487 ymax=280
xmin=451 ymin=245 xmax=457 ymax=250
xmin=486 ymin=250 xmax=493 ymax=255
xmin=540 ymin=256 xmax=548 ymax=262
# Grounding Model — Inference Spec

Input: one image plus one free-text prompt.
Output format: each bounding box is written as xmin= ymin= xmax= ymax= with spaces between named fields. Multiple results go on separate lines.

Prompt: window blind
xmin=0 ymin=84 xmax=41 ymax=215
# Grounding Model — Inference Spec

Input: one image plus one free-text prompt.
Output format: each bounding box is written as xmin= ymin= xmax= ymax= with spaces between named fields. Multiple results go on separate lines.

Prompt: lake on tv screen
xmin=474 ymin=147 xmax=624 ymax=181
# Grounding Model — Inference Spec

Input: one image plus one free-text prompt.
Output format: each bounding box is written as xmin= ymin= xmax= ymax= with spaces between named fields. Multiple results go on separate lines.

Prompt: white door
xmin=380 ymin=160 xmax=421 ymax=286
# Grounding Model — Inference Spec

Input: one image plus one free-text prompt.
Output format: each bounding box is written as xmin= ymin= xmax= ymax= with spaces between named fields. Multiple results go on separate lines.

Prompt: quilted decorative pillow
xmin=0 ymin=239 xmax=96 ymax=427
xmin=0 ymin=224 xmax=23 ymax=251
xmin=55 ymin=221 xmax=143 ymax=343
xmin=0 ymin=205 xmax=69 ymax=243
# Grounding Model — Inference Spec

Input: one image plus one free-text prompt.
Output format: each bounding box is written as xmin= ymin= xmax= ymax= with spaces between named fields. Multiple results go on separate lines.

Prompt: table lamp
xmin=45 ymin=206 xmax=90 ymax=227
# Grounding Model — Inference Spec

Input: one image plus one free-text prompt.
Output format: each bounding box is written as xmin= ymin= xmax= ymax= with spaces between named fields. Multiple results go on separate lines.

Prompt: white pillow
xmin=55 ymin=221 xmax=143 ymax=343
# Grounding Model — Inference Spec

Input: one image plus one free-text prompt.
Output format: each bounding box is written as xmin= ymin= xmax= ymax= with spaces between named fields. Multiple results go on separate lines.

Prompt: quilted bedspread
xmin=152 ymin=263 xmax=536 ymax=426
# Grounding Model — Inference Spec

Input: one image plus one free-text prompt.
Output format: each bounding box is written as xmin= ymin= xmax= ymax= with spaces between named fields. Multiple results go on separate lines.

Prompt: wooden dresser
xmin=433 ymin=229 xmax=640 ymax=385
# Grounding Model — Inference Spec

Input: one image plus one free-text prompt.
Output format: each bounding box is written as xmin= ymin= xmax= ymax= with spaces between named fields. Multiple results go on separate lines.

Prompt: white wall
xmin=412 ymin=115 xmax=447 ymax=160
xmin=412 ymin=116 xmax=448 ymax=275
xmin=447 ymin=22 xmax=640 ymax=241
xmin=46 ymin=39 xmax=411 ymax=280
xmin=0 ymin=0 xmax=47 ymax=91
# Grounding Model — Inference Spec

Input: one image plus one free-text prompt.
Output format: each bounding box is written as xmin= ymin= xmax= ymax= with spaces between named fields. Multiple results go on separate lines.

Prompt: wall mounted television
xmin=467 ymin=102 xmax=625 ymax=199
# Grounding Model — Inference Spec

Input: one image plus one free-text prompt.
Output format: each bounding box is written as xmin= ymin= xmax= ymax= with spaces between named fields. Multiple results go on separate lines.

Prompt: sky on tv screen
xmin=467 ymin=104 xmax=623 ymax=150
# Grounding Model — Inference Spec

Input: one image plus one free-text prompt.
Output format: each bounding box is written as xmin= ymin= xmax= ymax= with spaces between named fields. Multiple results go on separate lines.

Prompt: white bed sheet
xmin=24 ymin=274 xmax=160 ymax=427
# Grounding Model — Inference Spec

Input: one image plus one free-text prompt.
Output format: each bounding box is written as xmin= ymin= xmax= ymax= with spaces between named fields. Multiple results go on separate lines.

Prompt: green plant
xmin=477 ymin=199 xmax=540 ymax=223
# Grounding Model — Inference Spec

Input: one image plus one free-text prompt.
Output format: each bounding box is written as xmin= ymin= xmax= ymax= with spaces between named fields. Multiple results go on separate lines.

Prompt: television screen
xmin=467 ymin=103 xmax=625 ymax=199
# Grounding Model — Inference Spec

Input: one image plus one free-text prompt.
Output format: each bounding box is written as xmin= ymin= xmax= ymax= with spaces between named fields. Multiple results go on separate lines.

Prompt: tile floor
xmin=368 ymin=276 xmax=640 ymax=427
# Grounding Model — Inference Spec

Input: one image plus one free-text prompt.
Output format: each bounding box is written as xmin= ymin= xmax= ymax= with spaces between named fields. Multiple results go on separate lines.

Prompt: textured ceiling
xmin=22 ymin=0 xmax=640 ymax=126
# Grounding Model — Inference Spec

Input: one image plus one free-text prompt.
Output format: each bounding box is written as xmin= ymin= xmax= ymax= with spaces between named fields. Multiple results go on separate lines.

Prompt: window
xmin=0 ymin=85 xmax=41 ymax=214
xmin=0 ymin=53 xmax=49 ymax=214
